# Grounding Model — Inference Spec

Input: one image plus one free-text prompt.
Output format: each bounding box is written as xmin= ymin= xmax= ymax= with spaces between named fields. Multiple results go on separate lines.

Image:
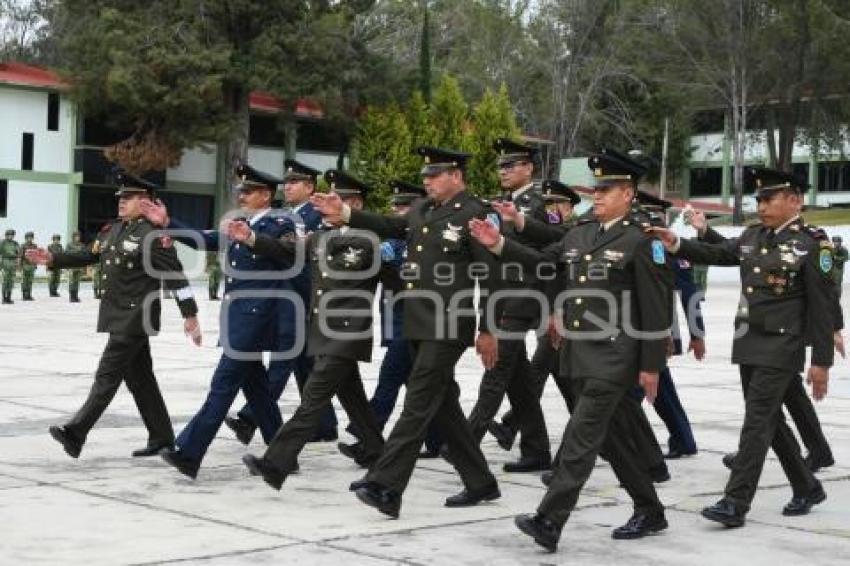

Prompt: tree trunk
xmin=224 ymin=84 xmax=251 ymax=174
xmin=766 ymin=107 xmax=778 ymax=168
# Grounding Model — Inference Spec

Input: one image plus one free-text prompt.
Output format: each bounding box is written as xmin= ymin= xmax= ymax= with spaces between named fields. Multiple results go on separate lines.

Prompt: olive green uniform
xmin=67 ymin=237 xmax=85 ymax=302
xmin=20 ymin=235 xmax=37 ymax=301
xmin=47 ymin=238 xmax=63 ymax=296
xmin=207 ymin=251 xmax=222 ymax=300
xmin=1 ymin=233 xmax=21 ymax=304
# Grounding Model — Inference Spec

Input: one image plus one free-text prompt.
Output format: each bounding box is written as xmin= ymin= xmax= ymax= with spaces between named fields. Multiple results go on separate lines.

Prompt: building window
xmin=818 ymin=161 xmax=850 ymax=193
xmin=0 ymin=180 xmax=7 ymax=217
xmin=21 ymin=133 xmax=34 ymax=171
xmin=689 ymin=167 xmax=723 ymax=197
xmin=47 ymin=93 xmax=60 ymax=131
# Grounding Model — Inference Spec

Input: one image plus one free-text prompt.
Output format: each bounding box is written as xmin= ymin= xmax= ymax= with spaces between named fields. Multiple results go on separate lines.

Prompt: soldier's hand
xmin=492 ymin=201 xmax=519 ymax=222
xmin=807 ymin=366 xmax=829 ymax=401
xmin=688 ymin=337 xmax=706 ymax=361
xmin=311 ymin=192 xmax=345 ymax=223
xmin=184 ymin=316 xmax=202 ymax=346
xmin=476 ymin=332 xmax=498 ymax=370
xmin=25 ymin=248 xmax=52 ymax=266
xmin=468 ymin=218 xmax=501 ymax=249
xmin=227 ymin=220 xmax=253 ymax=243
xmin=140 ymin=198 xmax=170 ymax=227
xmin=639 ymin=371 xmax=659 ymax=403
xmin=645 ymin=226 xmax=677 ymax=250
xmin=547 ymin=314 xmax=563 ymax=350
xmin=834 ymin=331 xmax=845 ymax=359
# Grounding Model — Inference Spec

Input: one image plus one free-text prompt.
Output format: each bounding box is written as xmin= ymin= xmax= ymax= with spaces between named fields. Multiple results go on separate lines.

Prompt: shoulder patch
xmin=820 ymin=248 xmax=833 ymax=273
xmin=652 ymin=239 xmax=666 ymax=265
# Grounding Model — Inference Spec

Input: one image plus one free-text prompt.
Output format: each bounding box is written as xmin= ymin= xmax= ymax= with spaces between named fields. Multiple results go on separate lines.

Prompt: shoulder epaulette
xmin=802 ymin=223 xmax=829 ymax=242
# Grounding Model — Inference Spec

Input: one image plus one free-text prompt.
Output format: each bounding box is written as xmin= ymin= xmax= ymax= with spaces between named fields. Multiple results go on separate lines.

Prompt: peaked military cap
xmin=390 ymin=179 xmax=427 ymax=206
xmin=283 ymin=159 xmax=320 ymax=183
xmin=416 ymin=146 xmax=470 ymax=176
xmin=636 ymin=190 xmax=672 ymax=211
xmin=542 ymin=179 xmax=581 ymax=205
xmin=493 ymin=138 xmax=538 ymax=166
xmin=51 ymin=234 xmax=60 ymax=240
xmin=833 ymin=236 xmax=843 ymax=243
xmin=235 ymin=163 xmax=282 ymax=191
xmin=24 ymin=231 xmax=34 ymax=238
xmin=325 ymin=169 xmax=371 ymax=199
xmin=745 ymin=166 xmax=808 ymax=200
xmin=587 ymin=148 xmax=647 ymax=187
xmin=113 ymin=169 xmax=160 ymax=197
xmin=5 ymin=229 xmax=15 ymax=236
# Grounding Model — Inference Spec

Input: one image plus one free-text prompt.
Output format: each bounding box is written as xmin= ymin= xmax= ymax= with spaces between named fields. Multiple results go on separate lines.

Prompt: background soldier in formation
xmin=654 ymin=167 xmax=834 ymax=527
xmin=206 ymin=251 xmax=221 ymax=300
xmin=27 ymin=171 xmax=201 ymax=459
xmin=1 ymin=229 xmax=21 ymax=304
xmin=20 ymin=231 xmax=38 ymax=301
xmin=832 ymin=236 xmax=848 ymax=296
xmin=66 ymin=231 xmax=85 ymax=303
xmin=47 ymin=234 xmax=63 ymax=297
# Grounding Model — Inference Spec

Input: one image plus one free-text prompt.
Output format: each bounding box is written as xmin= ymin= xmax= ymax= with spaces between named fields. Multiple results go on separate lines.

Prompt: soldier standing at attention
xmin=1 ymin=229 xmax=21 ymax=304
xmin=652 ymin=166 xmax=833 ymax=527
xmin=463 ymin=138 xmax=552 ymax=474
xmin=47 ymin=234 xmax=63 ymax=297
xmin=241 ymin=169 xmax=387 ymax=489
xmin=66 ymin=231 xmax=85 ymax=303
xmin=206 ymin=251 xmax=222 ymax=300
xmin=20 ymin=231 xmax=38 ymax=301
xmin=312 ymin=146 xmax=501 ymax=518
xmin=26 ymin=171 xmax=201 ymax=459
xmin=831 ymin=236 xmax=847 ymax=297
xmin=470 ymin=149 xmax=673 ymax=550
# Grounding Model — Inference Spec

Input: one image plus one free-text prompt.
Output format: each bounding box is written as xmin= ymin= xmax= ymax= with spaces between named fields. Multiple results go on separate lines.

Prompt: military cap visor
xmin=25 ymin=232 xmax=34 ymax=237
xmin=494 ymin=138 xmax=538 ymax=166
xmin=4 ymin=229 xmax=14 ymax=236
xmin=113 ymin=170 xmax=159 ymax=197
xmin=588 ymin=148 xmax=648 ymax=186
xmin=542 ymin=180 xmax=581 ymax=205
xmin=234 ymin=164 xmax=282 ymax=191
xmin=325 ymin=169 xmax=371 ymax=199
xmin=417 ymin=146 xmax=470 ymax=176
xmin=746 ymin=166 xmax=808 ymax=200
xmin=636 ymin=190 xmax=672 ymax=211
xmin=283 ymin=159 xmax=320 ymax=183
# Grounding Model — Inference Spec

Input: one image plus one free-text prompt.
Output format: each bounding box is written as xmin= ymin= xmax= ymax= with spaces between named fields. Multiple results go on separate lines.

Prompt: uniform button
xmin=105 ymin=259 xmax=111 ymax=265
xmin=234 ymin=243 xmax=240 ymax=249
xmin=422 ymin=227 xmax=429 ymax=234
xmin=316 ymin=289 xmax=323 ymax=296
xmin=623 ymin=220 xmax=630 ymax=226
xmin=753 ymin=267 xmax=761 ymax=273
xmin=761 ymin=248 xmax=768 ymax=254
xmin=416 ymin=245 xmax=423 ymax=252
xmin=321 ymin=272 xmax=328 ymax=278
xmin=443 ymin=247 xmax=448 ymax=252
xmin=224 ymin=294 xmax=230 ymax=300
xmin=780 ymin=328 xmax=785 ymax=334
xmin=313 ymin=308 xmax=319 ymax=314
xmin=251 ymin=307 xmax=257 ymax=313
xmin=575 ymin=298 xmax=582 ymax=304
xmin=406 ymin=282 xmax=414 ymax=289
xmin=127 ymin=262 xmax=133 ymax=269
xmin=572 ymin=320 xmax=580 ymax=328
xmin=226 ymin=277 xmax=233 ymax=283
xmin=746 ymin=286 xmax=754 ymax=294
xmin=231 ymin=261 xmax=236 ymax=266
xmin=343 ymin=321 xmax=350 ymax=327
xmin=584 ymin=254 xmax=592 ymax=261
xmin=252 ymin=254 xmax=256 ymax=259
xmin=327 ymin=255 xmax=333 ymax=261
xmin=579 ymin=275 xmax=587 ymax=282
xmin=129 ymin=302 xmax=136 ymax=308
xmin=103 ymin=274 xmax=108 ymax=280
xmin=115 ymin=258 xmax=121 ymax=265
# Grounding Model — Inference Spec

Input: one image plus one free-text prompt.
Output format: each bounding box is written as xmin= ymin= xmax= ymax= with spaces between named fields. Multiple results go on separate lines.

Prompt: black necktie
xmin=595 ymin=225 xmax=605 ymax=242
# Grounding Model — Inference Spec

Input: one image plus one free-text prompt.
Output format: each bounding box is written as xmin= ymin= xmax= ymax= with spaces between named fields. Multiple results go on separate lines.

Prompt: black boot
xmin=515 ymin=514 xmax=561 ymax=552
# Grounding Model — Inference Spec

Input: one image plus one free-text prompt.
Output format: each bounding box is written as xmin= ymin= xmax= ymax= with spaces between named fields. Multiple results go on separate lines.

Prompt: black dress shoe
xmin=309 ymin=429 xmax=338 ymax=443
xmin=504 ymin=455 xmax=552 ymax=473
xmin=337 ymin=441 xmax=362 ymax=462
xmin=241 ymin=454 xmax=287 ymax=490
xmin=355 ymin=484 xmax=401 ymax=518
xmin=664 ymin=447 xmax=697 ymax=459
xmin=783 ymin=483 xmax=826 ymax=516
xmin=349 ymin=476 xmax=370 ymax=491
xmin=445 ymin=483 xmax=501 ymax=507
xmin=49 ymin=425 xmax=82 ymax=458
xmin=487 ymin=420 xmax=516 ymax=451
xmin=160 ymin=448 xmax=200 ymax=480
xmin=514 ymin=513 xmax=561 ymax=552
xmin=612 ymin=511 xmax=668 ymax=539
xmin=224 ymin=416 xmax=255 ymax=446
xmin=804 ymin=453 xmax=835 ymax=473
xmin=722 ymin=452 xmax=737 ymax=470
xmin=650 ymin=464 xmax=671 ymax=483
xmin=701 ymin=499 xmax=746 ymax=527
xmin=132 ymin=442 xmax=174 ymax=457
xmin=541 ymin=470 xmax=553 ymax=487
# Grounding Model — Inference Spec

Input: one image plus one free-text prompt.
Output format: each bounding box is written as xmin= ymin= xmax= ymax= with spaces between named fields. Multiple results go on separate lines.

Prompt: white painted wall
xmin=0 ymin=88 xmax=73 ymax=173
xmin=167 ymin=145 xmax=217 ymax=185
xmin=0 ymin=179 xmax=69 ymax=246
xmin=246 ymin=147 xmax=285 ymax=179
xmin=295 ymin=150 xmax=343 ymax=174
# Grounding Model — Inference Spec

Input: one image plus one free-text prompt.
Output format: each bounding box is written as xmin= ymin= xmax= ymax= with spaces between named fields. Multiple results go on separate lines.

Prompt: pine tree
xmin=466 ymin=84 xmax=521 ymax=196
xmin=428 ymin=75 xmax=470 ymax=150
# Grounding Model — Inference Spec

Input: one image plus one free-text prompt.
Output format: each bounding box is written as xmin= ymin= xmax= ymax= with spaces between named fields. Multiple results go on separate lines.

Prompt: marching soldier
xmin=206 ymin=251 xmax=221 ymax=300
xmin=47 ymin=234 xmax=63 ymax=297
xmin=26 ymin=170 xmax=201 ymax=459
xmin=653 ymin=166 xmax=833 ymax=527
xmin=66 ymin=231 xmax=85 ymax=303
xmin=225 ymin=159 xmax=338 ymax=446
xmin=1 ymin=229 xmax=20 ymax=304
xmin=489 ymin=179 xmax=583 ymax=450
xmin=241 ymin=169 xmax=387 ymax=488
xmin=464 ymin=138 xmax=552 ymax=473
xmin=20 ymin=231 xmax=38 ymax=301
xmin=469 ymin=148 xmax=673 ymax=550
xmin=312 ymin=146 xmax=501 ymax=518
xmin=149 ymin=164 xmax=290 ymax=479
